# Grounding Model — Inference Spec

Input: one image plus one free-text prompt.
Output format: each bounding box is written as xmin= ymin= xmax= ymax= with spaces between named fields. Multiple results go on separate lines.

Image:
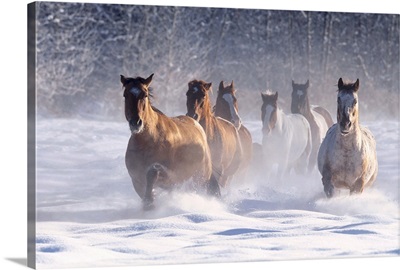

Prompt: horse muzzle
xmin=186 ymin=112 xmax=199 ymax=121
xmin=262 ymin=125 xmax=271 ymax=136
xmin=129 ymin=118 xmax=144 ymax=134
xmin=339 ymin=121 xmax=352 ymax=135
xmin=231 ymin=118 xmax=242 ymax=129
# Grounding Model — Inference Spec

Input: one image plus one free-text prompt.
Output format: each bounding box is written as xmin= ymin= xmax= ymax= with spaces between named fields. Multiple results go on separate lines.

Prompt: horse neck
xmin=274 ymin=107 xmax=285 ymax=132
xmin=141 ymin=104 xmax=160 ymax=137
xmin=300 ymin=96 xmax=313 ymax=118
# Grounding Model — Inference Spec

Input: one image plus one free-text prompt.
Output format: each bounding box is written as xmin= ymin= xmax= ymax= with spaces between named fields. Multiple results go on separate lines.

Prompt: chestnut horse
xmin=214 ymin=81 xmax=253 ymax=179
xmin=186 ymin=80 xmax=243 ymax=189
xmin=291 ymin=80 xmax=334 ymax=172
xmin=318 ymin=78 xmax=378 ymax=198
xmin=261 ymin=91 xmax=312 ymax=179
xmin=120 ymin=74 xmax=220 ymax=209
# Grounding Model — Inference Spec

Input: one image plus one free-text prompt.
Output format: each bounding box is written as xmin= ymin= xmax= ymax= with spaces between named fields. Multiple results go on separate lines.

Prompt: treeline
xmin=34 ymin=2 xmax=399 ymax=120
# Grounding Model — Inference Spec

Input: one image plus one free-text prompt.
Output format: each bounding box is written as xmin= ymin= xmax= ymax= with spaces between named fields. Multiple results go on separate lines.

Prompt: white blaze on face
xmin=222 ymin=93 xmax=241 ymax=126
xmin=129 ymin=87 xmax=141 ymax=97
xmin=297 ymin=90 xmax=304 ymax=97
xmin=338 ymin=91 xmax=357 ymax=119
xmin=263 ymin=104 xmax=274 ymax=133
xmin=193 ymin=86 xmax=199 ymax=93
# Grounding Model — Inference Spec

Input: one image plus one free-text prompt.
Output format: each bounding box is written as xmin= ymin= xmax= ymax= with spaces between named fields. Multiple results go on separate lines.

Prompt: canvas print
xmin=28 ymin=1 xmax=399 ymax=269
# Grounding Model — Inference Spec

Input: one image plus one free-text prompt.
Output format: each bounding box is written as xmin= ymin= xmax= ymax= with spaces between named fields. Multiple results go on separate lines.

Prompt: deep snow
xmin=35 ymin=117 xmax=399 ymax=269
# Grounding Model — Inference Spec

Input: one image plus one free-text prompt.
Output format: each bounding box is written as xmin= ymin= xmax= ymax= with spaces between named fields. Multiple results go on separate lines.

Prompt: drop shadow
xmin=6 ymin=258 xmax=27 ymax=267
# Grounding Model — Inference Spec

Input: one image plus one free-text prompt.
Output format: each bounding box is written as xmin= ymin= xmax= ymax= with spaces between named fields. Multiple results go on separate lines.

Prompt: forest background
xmin=34 ymin=2 xmax=399 ymax=121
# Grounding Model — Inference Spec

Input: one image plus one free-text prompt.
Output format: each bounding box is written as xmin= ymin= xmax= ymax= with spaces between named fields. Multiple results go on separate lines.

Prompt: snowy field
xmin=35 ymin=117 xmax=399 ymax=269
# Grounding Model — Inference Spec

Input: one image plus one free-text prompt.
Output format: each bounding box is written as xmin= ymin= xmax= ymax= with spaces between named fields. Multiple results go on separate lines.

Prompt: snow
xmin=35 ymin=117 xmax=399 ymax=269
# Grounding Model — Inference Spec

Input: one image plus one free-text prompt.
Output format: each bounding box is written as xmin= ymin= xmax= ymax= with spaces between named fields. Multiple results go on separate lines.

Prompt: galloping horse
xmin=291 ymin=80 xmax=334 ymax=172
xmin=214 ymin=81 xmax=253 ymax=179
xmin=317 ymin=78 xmax=378 ymax=198
xmin=186 ymin=80 xmax=243 ymax=189
xmin=120 ymin=74 xmax=219 ymax=209
xmin=261 ymin=91 xmax=312 ymax=179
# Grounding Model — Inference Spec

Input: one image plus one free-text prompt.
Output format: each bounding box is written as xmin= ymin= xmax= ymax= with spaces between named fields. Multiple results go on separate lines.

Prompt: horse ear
xmin=261 ymin=92 xmax=266 ymax=101
xmin=120 ymin=75 xmax=126 ymax=85
xmin=219 ymin=81 xmax=224 ymax=91
xmin=205 ymin=82 xmax=212 ymax=91
xmin=338 ymin=78 xmax=344 ymax=89
xmin=231 ymin=80 xmax=234 ymax=88
xmin=144 ymin=73 xmax=154 ymax=86
xmin=354 ymin=79 xmax=360 ymax=92
xmin=274 ymin=92 xmax=278 ymax=100
xmin=305 ymin=79 xmax=309 ymax=88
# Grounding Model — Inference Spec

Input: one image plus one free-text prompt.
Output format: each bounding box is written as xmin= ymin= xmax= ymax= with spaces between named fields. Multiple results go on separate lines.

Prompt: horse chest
xmin=330 ymin=139 xmax=364 ymax=185
xmin=126 ymin=135 xmax=172 ymax=168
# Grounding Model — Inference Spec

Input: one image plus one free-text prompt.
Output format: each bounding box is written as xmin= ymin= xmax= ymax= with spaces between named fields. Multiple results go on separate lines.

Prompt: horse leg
xmin=276 ymin=163 xmax=286 ymax=181
xmin=308 ymin=141 xmax=319 ymax=173
xmin=262 ymin=159 xmax=273 ymax=181
xmin=350 ymin=177 xmax=365 ymax=195
xmin=277 ymin=152 xmax=289 ymax=181
xmin=308 ymin=126 xmax=321 ymax=173
xmin=207 ymin=173 xmax=221 ymax=198
xmin=143 ymin=163 xmax=167 ymax=210
xmin=321 ymin=164 xmax=334 ymax=198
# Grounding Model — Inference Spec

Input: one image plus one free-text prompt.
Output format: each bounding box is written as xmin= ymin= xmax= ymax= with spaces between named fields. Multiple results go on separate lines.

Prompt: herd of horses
xmin=120 ymin=74 xmax=378 ymax=209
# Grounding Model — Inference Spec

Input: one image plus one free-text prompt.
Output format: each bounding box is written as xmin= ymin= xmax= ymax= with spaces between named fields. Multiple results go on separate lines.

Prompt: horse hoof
xmin=142 ymin=201 xmax=155 ymax=211
xmin=207 ymin=177 xmax=221 ymax=198
xmin=324 ymin=186 xmax=334 ymax=198
xmin=142 ymin=197 xmax=155 ymax=211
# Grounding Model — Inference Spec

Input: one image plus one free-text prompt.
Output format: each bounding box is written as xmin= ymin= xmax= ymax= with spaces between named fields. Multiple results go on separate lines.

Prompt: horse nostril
xmin=187 ymin=113 xmax=198 ymax=120
xmin=129 ymin=118 xmax=142 ymax=127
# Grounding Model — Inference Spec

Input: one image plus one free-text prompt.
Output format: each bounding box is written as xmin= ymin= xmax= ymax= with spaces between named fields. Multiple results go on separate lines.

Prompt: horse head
xmin=261 ymin=91 xmax=278 ymax=135
xmin=215 ymin=81 xmax=242 ymax=129
xmin=291 ymin=79 xmax=310 ymax=114
xmin=337 ymin=78 xmax=359 ymax=135
xmin=120 ymin=73 xmax=153 ymax=134
xmin=186 ymin=80 xmax=212 ymax=121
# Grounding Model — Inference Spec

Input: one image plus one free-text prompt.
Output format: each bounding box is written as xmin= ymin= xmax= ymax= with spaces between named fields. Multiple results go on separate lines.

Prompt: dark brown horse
xmin=214 ymin=81 xmax=253 ymax=180
xmin=186 ymin=79 xmax=243 ymax=189
xmin=291 ymin=80 xmax=334 ymax=172
xmin=120 ymin=74 xmax=219 ymax=209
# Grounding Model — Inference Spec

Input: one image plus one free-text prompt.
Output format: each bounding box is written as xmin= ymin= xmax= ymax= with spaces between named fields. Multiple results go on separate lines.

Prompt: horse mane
xmin=202 ymin=91 xmax=216 ymax=139
xmin=151 ymin=106 xmax=165 ymax=116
